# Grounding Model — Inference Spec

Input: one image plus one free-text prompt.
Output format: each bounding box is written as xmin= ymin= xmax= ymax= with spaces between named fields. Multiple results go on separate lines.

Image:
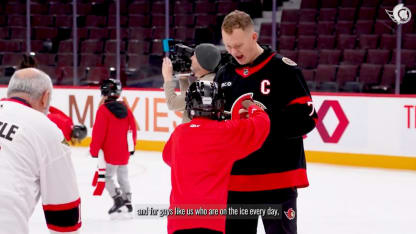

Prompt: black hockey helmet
xmin=185 ymin=80 xmax=225 ymax=120
xmin=100 ymin=78 xmax=122 ymax=97
xmin=71 ymin=124 xmax=87 ymax=140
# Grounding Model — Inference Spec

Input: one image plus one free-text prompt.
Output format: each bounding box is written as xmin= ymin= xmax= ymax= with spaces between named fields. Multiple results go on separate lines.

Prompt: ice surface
xmin=28 ymin=147 xmax=416 ymax=234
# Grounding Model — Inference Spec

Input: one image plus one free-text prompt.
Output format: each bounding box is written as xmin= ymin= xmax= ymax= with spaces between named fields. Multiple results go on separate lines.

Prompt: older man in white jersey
xmin=0 ymin=68 xmax=81 ymax=234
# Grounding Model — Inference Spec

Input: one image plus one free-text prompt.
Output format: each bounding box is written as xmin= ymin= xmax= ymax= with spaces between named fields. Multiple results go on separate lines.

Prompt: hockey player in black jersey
xmin=216 ymin=10 xmax=318 ymax=234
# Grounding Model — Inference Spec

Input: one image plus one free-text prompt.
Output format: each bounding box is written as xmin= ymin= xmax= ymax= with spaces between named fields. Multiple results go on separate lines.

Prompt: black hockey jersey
xmin=215 ymin=46 xmax=318 ymax=191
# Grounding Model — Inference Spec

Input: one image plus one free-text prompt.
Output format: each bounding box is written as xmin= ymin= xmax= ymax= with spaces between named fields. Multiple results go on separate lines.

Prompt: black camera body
xmin=163 ymin=39 xmax=195 ymax=73
xmin=169 ymin=44 xmax=195 ymax=73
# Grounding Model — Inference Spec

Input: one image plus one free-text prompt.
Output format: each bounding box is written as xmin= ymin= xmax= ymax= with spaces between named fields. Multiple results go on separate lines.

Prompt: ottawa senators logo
xmin=284 ymin=208 xmax=296 ymax=220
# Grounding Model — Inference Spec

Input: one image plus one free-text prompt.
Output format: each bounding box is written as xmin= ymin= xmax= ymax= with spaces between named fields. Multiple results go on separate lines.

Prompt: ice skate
xmin=108 ymin=195 xmax=124 ymax=214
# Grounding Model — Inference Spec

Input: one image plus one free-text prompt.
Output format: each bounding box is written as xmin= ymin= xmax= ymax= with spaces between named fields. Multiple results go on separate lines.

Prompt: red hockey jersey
xmin=163 ymin=104 xmax=270 ymax=234
xmin=90 ymin=101 xmax=137 ymax=165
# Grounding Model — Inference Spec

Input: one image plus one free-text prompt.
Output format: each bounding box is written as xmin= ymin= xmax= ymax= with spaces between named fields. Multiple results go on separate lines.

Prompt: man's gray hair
xmin=7 ymin=68 xmax=53 ymax=100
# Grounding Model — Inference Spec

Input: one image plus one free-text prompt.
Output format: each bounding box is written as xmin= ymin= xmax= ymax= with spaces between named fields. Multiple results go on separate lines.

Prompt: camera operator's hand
xmin=162 ymin=57 xmax=173 ymax=82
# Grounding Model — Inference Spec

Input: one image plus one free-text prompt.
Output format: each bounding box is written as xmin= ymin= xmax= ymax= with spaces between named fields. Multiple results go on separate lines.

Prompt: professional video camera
xmin=163 ymin=39 xmax=195 ymax=74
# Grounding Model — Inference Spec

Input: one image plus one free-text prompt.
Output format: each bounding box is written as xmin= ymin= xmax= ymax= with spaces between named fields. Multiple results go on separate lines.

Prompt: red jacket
xmin=162 ymin=105 xmax=270 ymax=234
xmin=90 ymin=101 xmax=137 ymax=165
xmin=48 ymin=106 xmax=74 ymax=141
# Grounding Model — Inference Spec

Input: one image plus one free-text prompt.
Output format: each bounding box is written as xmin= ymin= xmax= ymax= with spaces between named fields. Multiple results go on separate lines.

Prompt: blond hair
xmin=221 ymin=10 xmax=254 ymax=34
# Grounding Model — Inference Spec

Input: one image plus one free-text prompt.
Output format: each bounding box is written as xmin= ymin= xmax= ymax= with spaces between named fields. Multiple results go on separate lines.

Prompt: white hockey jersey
xmin=0 ymin=98 xmax=81 ymax=234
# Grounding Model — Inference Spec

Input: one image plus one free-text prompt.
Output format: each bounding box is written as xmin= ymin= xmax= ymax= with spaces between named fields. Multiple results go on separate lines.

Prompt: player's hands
xmin=162 ymin=57 xmax=173 ymax=82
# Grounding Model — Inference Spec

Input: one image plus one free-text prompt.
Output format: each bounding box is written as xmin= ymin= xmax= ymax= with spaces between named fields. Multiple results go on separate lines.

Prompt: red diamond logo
xmin=316 ymin=100 xmax=349 ymax=143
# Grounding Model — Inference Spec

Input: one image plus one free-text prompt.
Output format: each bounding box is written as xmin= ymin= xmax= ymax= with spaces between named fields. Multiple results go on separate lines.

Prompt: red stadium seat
xmin=105 ymin=40 xmax=127 ymax=53
xmin=299 ymin=9 xmax=317 ymax=22
xmin=354 ymin=20 xmax=374 ymax=34
xmin=337 ymin=34 xmax=356 ymax=49
xmin=297 ymin=36 xmax=316 ymax=49
xmin=127 ymin=54 xmax=149 ymax=68
xmin=109 ymin=28 xmax=129 ymax=40
xmin=2 ymin=53 xmax=22 ymax=66
xmin=174 ymin=14 xmax=195 ymax=27
xmin=316 ymin=64 xmax=337 ymax=82
xmin=302 ymin=69 xmax=315 ymax=81
xmin=151 ymin=1 xmax=167 ymax=14
xmin=128 ymin=2 xmax=150 ymax=15
xmin=0 ymin=28 xmax=8 ymax=39
xmin=357 ymin=7 xmax=377 ymax=21
xmin=108 ymin=16 xmax=128 ymax=27
xmin=321 ymin=0 xmax=338 ymax=8
xmin=85 ymin=15 xmax=107 ymax=28
xmin=319 ymin=49 xmax=342 ymax=65
xmin=127 ymin=40 xmax=151 ymax=54
xmin=81 ymin=40 xmax=104 ymax=54
xmin=380 ymin=64 xmax=405 ymax=87
xmin=6 ymin=3 xmax=25 ymax=14
xmin=361 ymin=0 xmax=381 ymax=7
xmin=84 ymin=67 xmax=109 ymax=85
xmin=317 ymin=21 xmax=335 ymax=35
xmin=279 ymin=22 xmax=297 ymax=36
xmin=281 ymin=9 xmax=299 ymax=22
xmin=319 ymin=8 xmax=337 ymax=21
xmin=338 ymin=8 xmax=356 ymax=21
xmin=104 ymin=54 xmax=127 ymax=68
xmin=260 ymin=23 xmax=278 ymax=38
xmin=297 ymin=22 xmax=316 ymax=35
xmin=195 ymin=14 xmax=216 ymax=27
xmin=10 ymin=27 xmax=26 ymax=39
xmin=88 ymin=28 xmax=109 ymax=40
xmin=391 ymin=49 xmax=416 ymax=69
xmin=174 ymin=27 xmax=195 ymax=41
xmin=374 ymin=20 xmax=395 ymax=34
xmin=340 ymin=0 xmax=361 ymax=7
xmin=342 ymin=49 xmax=366 ymax=65
xmin=358 ymin=34 xmax=379 ymax=49
xmin=336 ymin=21 xmax=354 ymax=34
xmin=278 ymin=36 xmax=296 ymax=50
xmin=55 ymin=16 xmax=73 ymax=27
xmin=278 ymin=49 xmax=298 ymax=62
xmin=57 ymin=53 xmax=75 ymax=66
xmin=216 ymin=1 xmax=238 ymax=15
xmin=31 ymin=15 xmax=54 ymax=27
xmin=379 ymin=34 xmax=396 ymax=49
xmin=129 ymin=15 xmax=151 ymax=27
xmin=337 ymin=64 xmax=359 ymax=86
xmin=403 ymin=34 xmax=416 ymax=50
xmin=0 ymin=40 xmax=21 ymax=52
xmin=317 ymin=35 xmax=336 ymax=49
xmin=359 ymin=64 xmax=382 ymax=85
xmin=80 ymin=54 xmax=103 ymax=67
xmin=174 ymin=1 xmax=193 ymax=14
xmin=58 ymin=40 xmax=75 ymax=53
xmin=300 ymin=0 xmax=318 ymax=9
xmin=49 ymin=2 xmax=72 ymax=15
xmin=195 ymin=1 xmax=216 ymax=14
xmin=8 ymin=15 xmax=25 ymax=27
xmin=33 ymin=27 xmax=58 ymax=40
xmin=298 ymin=50 xmax=319 ymax=69
xmin=35 ymin=53 xmax=55 ymax=66
xmin=152 ymin=14 xmax=173 ymax=27
xmin=129 ymin=27 xmax=152 ymax=40
xmin=366 ymin=49 xmax=391 ymax=65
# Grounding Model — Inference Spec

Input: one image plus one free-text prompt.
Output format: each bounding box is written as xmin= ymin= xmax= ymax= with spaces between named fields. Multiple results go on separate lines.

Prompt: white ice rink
xmin=29 ymin=147 xmax=416 ymax=234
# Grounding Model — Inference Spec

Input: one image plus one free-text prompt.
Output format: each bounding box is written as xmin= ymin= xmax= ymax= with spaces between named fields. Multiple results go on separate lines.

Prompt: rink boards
xmin=1 ymin=86 xmax=415 ymax=170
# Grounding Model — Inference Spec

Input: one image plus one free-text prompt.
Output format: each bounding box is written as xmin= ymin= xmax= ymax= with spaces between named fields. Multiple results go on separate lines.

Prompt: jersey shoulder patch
xmin=282 ymin=57 xmax=297 ymax=66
